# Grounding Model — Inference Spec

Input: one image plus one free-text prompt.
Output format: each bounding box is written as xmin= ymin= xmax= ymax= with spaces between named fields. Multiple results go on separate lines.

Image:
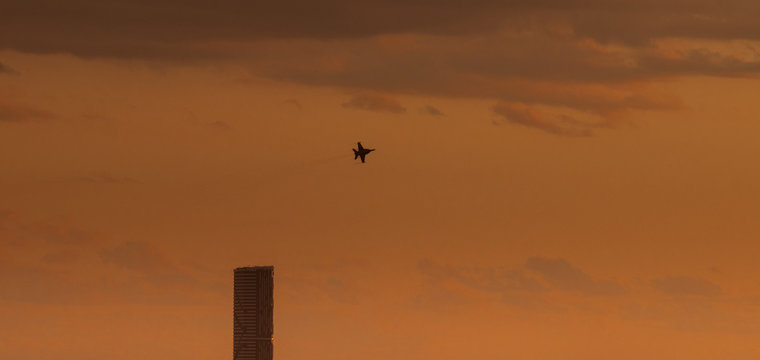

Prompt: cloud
xmin=254 ymin=34 xmax=688 ymax=133
xmin=4 ymin=0 xmax=760 ymax=57
xmin=652 ymin=276 xmax=722 ymax=297
xmin=4 ymin=1 xmax=759 ymax=136
xmin=417 ymin=257 xmax=625 ymax=302
xmin=524 ymin=257 xmax=626 ymax=296
xmin=0 ymin=214 xmax=221 ymax=305
xmin=341 ymin=93 xmax=406 ymax=113
xmin=568 ymin=4 xmax=760 ymax=45
xmin=284 ymin=98 xmax=303 ymax=110
xmin=0 ymin=212 xmax=95 ymax=250
xmin=0 ymin=0 xmax=505 ymax=58
xmin=418 ymin=259 xmax=545 ymax=294
xmin=492 ymin=102 xmax=600 ymax=137
xmin=325 ymin=277 xmax=359 ymax=304
xmin=100 ymin=241 xmax=197 ymax=285
xmin=0 ymin=101 xmax=53 ymax=123
xmin=208 ymin=120 xmax=233 ymax=130
xmin=0 ymin=215 xmax=104 ymax=304
xmin=100 ymin=241 xmax=171 ymax=273
xmin=0 ymin=61 xmax=17 ymax=74
xmin=421 ymin=105 xmax=444 ymax=117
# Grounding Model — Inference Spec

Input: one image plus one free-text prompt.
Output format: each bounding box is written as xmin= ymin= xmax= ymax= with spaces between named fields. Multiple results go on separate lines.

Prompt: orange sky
xmin=2 ymin=1 xmax=760 ymax=359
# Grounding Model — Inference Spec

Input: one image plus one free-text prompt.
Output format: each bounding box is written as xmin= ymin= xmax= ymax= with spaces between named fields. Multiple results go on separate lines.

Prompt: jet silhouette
xmin=353 ymin=142 xmax=375 ymax=163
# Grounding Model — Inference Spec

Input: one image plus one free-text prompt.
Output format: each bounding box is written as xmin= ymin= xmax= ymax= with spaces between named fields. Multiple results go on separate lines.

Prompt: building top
xmin=234 ymin=266 xmax=274 ymax=272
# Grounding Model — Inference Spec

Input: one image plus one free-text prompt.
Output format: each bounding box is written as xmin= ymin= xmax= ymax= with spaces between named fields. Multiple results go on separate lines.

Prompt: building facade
xmin=233 ymin=266 xmax=274 ymax=360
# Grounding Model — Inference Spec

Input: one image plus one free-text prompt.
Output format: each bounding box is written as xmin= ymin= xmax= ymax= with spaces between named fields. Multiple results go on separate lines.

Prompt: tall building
xmin=233 ymin=266 xmax=274 ymax=360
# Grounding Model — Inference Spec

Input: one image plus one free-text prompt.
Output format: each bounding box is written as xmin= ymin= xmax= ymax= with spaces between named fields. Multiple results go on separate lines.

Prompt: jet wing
xmin=360 ymin=154 xmax=366 ymax=163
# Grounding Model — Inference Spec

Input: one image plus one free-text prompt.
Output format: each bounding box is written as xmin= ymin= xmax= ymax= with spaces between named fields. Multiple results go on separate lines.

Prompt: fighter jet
xmin=353 ymin=142 xmax=375 ymax=163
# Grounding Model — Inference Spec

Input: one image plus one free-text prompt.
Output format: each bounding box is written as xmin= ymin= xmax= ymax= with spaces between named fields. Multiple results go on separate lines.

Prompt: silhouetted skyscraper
xmin=233 ymin=266 xmax=274 ymax=360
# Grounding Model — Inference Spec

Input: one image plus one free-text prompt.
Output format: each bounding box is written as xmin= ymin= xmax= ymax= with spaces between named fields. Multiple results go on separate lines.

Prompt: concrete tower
xmin=233 ymin=266 xmax=274 ymax=360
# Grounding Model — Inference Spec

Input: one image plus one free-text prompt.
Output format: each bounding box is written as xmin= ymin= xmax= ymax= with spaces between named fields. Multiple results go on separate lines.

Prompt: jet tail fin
xmin=353 ymin=149 xmax=359 ymax=160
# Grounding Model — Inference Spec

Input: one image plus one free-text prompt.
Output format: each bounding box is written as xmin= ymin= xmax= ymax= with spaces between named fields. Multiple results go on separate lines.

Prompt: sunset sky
xmin=2 ymin=1 xmax=760 ymax=359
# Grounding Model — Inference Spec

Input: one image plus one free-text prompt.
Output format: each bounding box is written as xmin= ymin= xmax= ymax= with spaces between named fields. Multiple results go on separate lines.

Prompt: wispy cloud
xmin=0 ymin=102 xmax=53 ymax=123
xmin=100 ymin=241 xmax=197 ymax=285
xmin=652 ymin=276 xmax=722 ymax=297
xmin=341 ymin=93 xmax=406 ymax=114
xmin=0 ymin=61 xmax=17 ymax=75
xmin=525 ymin=257 xmax=626 ymax=296
xmin=0 ymin=213 xmax=222 ymax=305
xmin=284 ymin=98 xmax=303 ymax=110
xmin=208 ymin=120 xmax=233 ymax=130
xmin=492 ymin=102 xmax=601 ymax=137
xmin=421 ymin=105 xmax=444 ymax=117
xmin=417 ymin=257 xmax=626 ymax=302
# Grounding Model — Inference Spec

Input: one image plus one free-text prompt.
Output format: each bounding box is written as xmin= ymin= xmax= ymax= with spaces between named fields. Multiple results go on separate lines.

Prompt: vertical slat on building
xmin=234 ymin=266 xmax=273 ymax=360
